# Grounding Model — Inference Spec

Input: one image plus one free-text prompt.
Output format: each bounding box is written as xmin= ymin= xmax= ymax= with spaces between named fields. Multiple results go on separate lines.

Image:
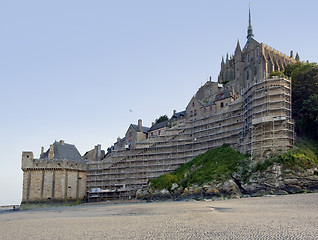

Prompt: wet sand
xmin=1 ymin=193 xmax=318 ymax=239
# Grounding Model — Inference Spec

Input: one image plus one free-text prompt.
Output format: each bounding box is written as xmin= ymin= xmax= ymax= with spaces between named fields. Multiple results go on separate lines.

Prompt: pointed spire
xmin=235 ymin=39 xmax=241 ymax=53
xmin=295 ymin=53 xmax=300 ymax=62
xmin=221 ymin=56 xmax=225 ymax=70
xmin=247 ymin=3 xmax=254 ymax=39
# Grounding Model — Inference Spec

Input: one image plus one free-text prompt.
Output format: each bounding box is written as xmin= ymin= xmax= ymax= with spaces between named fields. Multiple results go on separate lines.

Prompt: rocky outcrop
xmin=243 ymin=164 xmax=318 ymax=195
xmin=136 ymin=164 xmax=318 ymax=201
xmin=136 ymin=180 xmax=242 ymax=200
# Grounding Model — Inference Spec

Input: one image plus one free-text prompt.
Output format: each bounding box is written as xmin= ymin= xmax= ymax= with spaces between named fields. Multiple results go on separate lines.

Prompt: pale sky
xmin=1 ymin=1 xmax=317 ymax=205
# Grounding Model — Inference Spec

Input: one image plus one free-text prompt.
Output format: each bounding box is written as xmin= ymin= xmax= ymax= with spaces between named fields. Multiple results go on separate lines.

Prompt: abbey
xmin=21 ymin=9 xmax=298 ymax=203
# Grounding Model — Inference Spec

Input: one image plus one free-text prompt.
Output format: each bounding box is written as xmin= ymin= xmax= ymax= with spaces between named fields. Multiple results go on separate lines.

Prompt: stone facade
xmin=86 ymin=9 xmax=296 ymax=201
xmin=21 ymin=141 xmax=87 ymax=204
xmin=21 ymin=8 xmax=298 ymax=203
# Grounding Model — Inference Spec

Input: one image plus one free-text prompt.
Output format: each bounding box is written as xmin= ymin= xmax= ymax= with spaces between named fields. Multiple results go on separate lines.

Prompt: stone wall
xmin=21 ymin=152 xmax=87 ymax=204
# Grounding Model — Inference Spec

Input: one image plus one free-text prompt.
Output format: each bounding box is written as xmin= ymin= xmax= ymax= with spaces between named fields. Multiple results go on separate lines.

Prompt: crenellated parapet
xmin=21 ymin=141 xmax=88 ymax=204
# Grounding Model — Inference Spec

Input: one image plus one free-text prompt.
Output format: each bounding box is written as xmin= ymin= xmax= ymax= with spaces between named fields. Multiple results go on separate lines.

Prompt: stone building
xmin=218 ymin=7 xmax=297 ymax=95
xmin=21 ymin=140 xmax=87 ymax=204
xmin=86 ymin=8 xmax=296 ymax=201
xmin=22 ymin=8 xmax=298 ymax=203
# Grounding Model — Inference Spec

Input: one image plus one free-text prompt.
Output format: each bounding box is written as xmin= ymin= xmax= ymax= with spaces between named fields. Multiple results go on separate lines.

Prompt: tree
xmin=299 ymin=94 xmax=318 ymax=138
xmin=283 ymin=62 xmax=318 ymax=138
xmin=155 ymin=115 xmax=169 ymax=124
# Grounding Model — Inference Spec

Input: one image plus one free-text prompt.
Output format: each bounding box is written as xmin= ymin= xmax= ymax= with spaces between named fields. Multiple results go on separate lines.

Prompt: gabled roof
xmin=214 ymin=89 xmax=233 ymax=101
xmin=148 ymin=120 xmax=169 ymax=132
xmin=171 ymin=110 xmax=186 ymax=121
xmin=40 ymin=141 xmax=84 ymax=163
xmin=131 ymin=124 xmax=150 ymax=133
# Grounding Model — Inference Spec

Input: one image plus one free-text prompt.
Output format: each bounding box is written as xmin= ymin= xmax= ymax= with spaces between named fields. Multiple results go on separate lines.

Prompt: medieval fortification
xmin=21 ymin=9 xmax=298 ymax=203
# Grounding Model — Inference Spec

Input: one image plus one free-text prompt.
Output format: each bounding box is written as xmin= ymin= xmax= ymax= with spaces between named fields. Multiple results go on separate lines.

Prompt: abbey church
xmin=21 ymin=8 xmax=299 ymax=203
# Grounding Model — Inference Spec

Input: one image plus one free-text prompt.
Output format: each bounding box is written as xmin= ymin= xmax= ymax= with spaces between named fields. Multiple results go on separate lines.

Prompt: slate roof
xmin=131 ymin=124 xmax=150 ymax=133
xmin=214 ymin=89 xmax=233 ymax=101
xmin=170 ymin=110 xmax=186 ymax=121
xmin=40 ymin=141 xmax=84 ymax=163
xmin=148 ymin=120 xmax=169 ymax=132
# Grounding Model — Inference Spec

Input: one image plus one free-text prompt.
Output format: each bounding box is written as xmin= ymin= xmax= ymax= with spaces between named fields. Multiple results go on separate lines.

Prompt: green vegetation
xmin=150 ymin=139 xmax=318 ymax=190
xmin=245 ymin=139 xmax=318 ymax=182
xmin=277 ymin=139 xmax=318 ymax=170
xmin=284 ymin=62 xmax=318 ymax=139
xmin=221 ymin=80 xmax=230 ymax=85
xmin=155 ymin=115 xmax=169 ymax=124
xmin=150 ymin=63 xmax=318 ymax=191
xmin=269 ymin=71 xmax=285 ymax=78
xmin=150 ymin=145 xmax=249 ymax=190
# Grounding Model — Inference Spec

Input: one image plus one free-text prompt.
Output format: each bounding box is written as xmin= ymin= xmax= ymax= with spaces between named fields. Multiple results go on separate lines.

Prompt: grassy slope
xmin=150 ymin=139 xmax=318 ymax=190
xmin=255 ymin=139 xmax=318 ymax=172
xmin=150 ymin=145 xmax=249 ymax=190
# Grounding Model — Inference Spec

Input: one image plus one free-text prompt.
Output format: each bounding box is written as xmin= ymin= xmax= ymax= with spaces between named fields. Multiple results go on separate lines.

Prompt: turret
xmin=21 ymin=151 xmax=34 ymax=169
xmin=221 ymin=56 xmax=225 ymax=70
xmin=48 ymin=145 xmax=54 ymax=160
xmin=234 ymin=39 xmax=242 ymax=62
xmin=295 ymin=53 xmax=300 ymax=62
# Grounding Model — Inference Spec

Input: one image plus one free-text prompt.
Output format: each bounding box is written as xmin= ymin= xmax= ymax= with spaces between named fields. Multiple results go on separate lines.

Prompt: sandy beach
xmin=1 ymin=193 xmax=318 ymax=239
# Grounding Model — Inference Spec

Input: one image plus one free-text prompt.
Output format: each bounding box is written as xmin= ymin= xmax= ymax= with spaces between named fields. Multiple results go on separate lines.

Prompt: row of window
xmin=190 ymin=101 xmax=228 ymax=117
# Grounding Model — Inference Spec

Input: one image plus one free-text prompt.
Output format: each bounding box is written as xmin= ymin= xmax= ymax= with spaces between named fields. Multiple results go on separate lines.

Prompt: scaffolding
xmin=87 ymin=77 xmax=294 ymax=201
xmin=248 ymin=76 xmax=294 ymax=158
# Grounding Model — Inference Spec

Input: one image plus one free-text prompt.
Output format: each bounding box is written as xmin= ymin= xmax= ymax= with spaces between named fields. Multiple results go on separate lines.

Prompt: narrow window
xmin=194 ymin=109 xmax=197 ymax=116
xmin=220 ymin=102 xmax=224 ymax=108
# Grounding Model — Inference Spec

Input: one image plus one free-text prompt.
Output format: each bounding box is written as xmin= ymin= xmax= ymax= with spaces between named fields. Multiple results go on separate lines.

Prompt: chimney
xmin=40 ymin=146 xmax=44 ymax=157
xmin=173 ymin=110 xmax=176 ymax=115
xmin=152 ymin=122 xmax=155 ymax=126
xmin=209 ymin=76 xmax=212 ymax=81
xmin=48 ymin=145 xmax=54 ymax=159
xmin=117 ymin=137 xmax=121 ymax=143
xmin=138 ymin=119 xmax=142 ymax=132
xmin=95 ymin=144 xmax=101 ymax=161
xmin=60 ymin=140 xmax=64 ymax=145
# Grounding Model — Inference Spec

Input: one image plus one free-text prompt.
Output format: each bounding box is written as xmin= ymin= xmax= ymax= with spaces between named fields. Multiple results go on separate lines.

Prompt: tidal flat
xmin=1 ymin=193 xmax=318 ymax=239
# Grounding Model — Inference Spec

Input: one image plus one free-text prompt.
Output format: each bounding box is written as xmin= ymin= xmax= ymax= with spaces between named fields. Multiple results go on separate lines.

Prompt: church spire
xmin=243 ymin=3 xmax=254 ymax=50
xmin=247 ymin=3 xmax=254 ymax=39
